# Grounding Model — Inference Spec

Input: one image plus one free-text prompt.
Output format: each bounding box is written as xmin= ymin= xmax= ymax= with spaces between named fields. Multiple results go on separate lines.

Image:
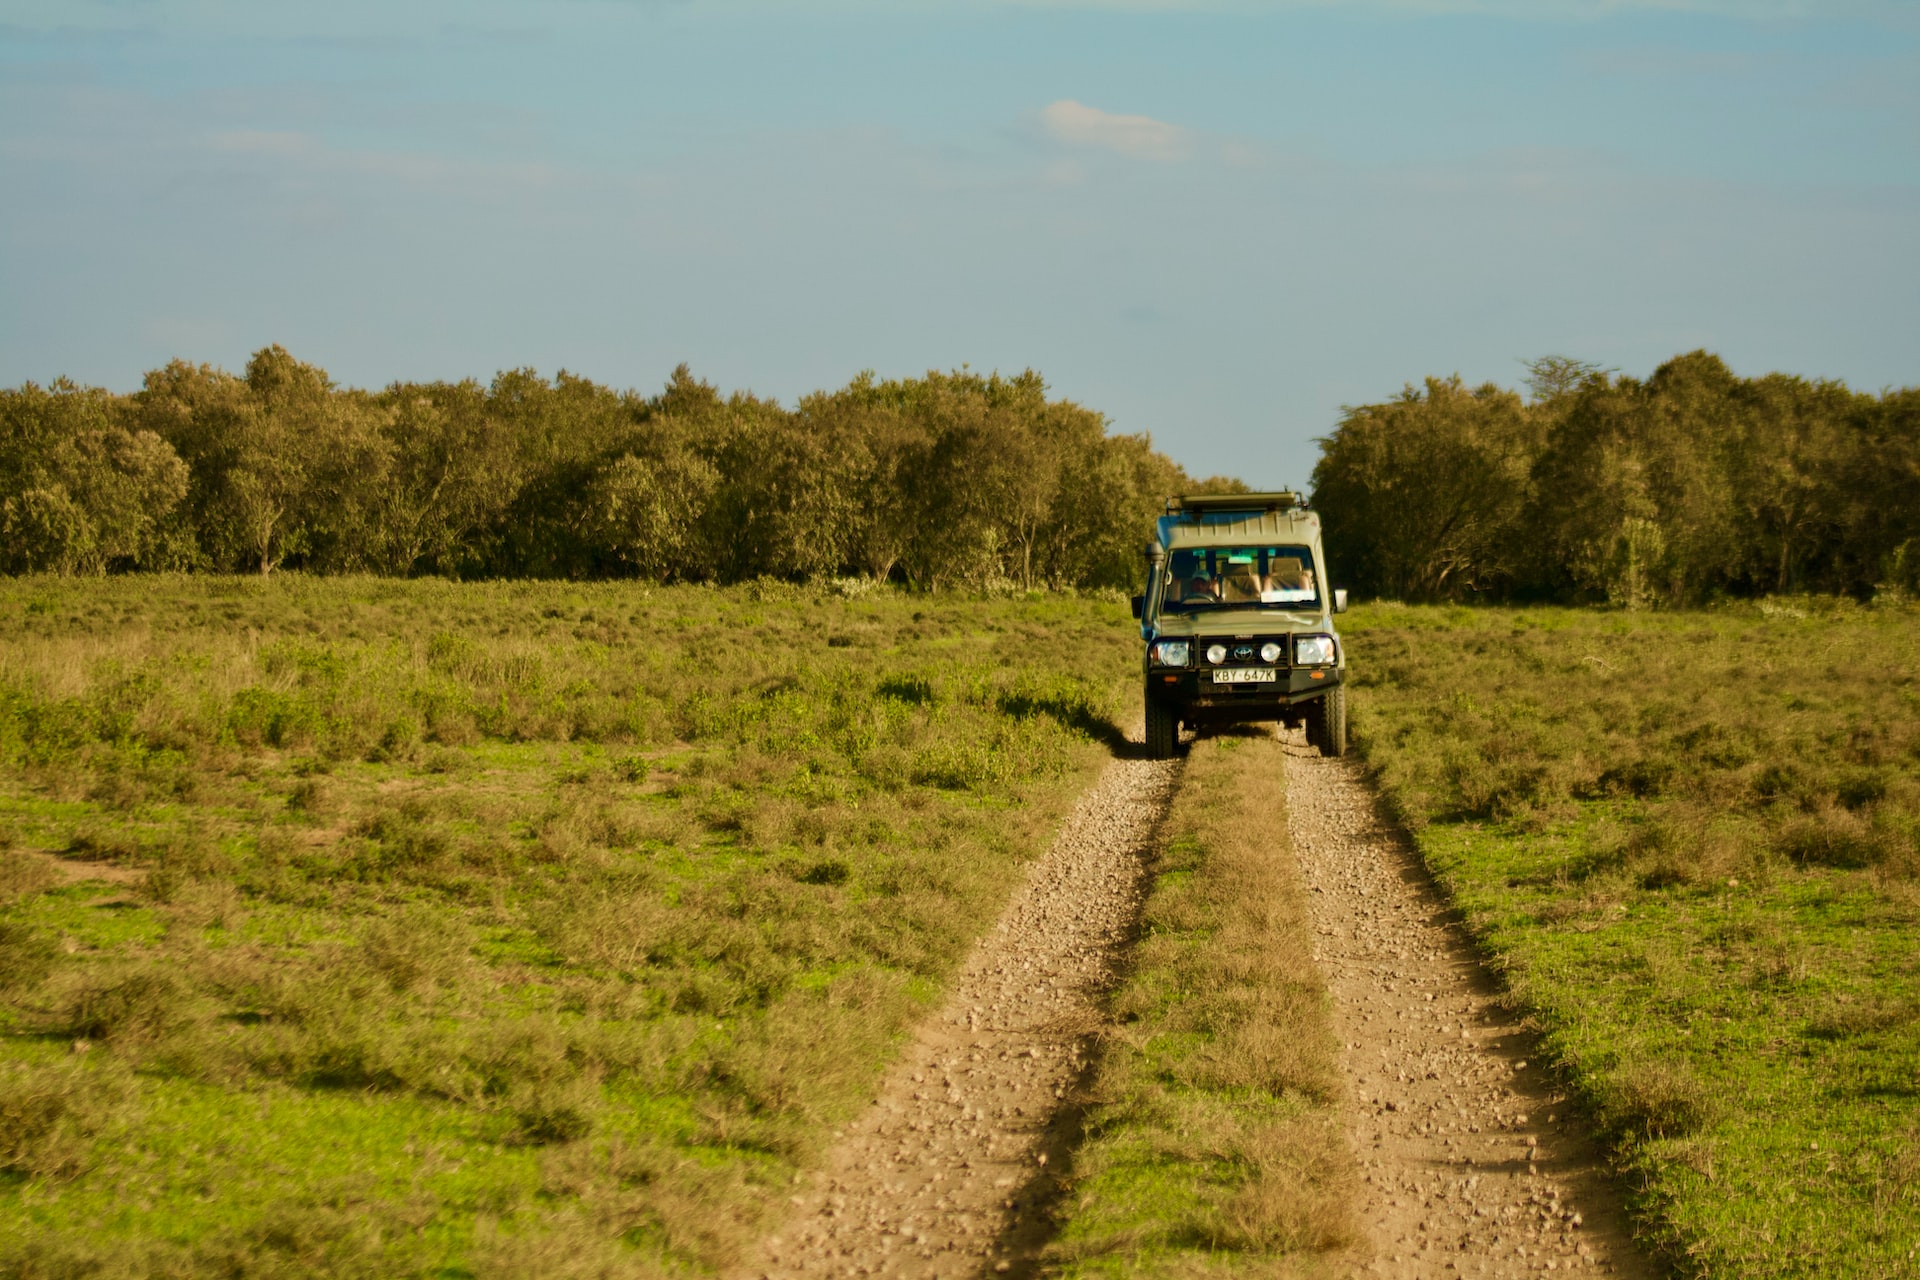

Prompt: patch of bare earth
xmin=1282 ymin=733 xmax=1655 ymax=1279
xmin=21 ymin=848 xmax=145 ymax=886
xmin=741 ymin=748 xmax=1178 ymax=1280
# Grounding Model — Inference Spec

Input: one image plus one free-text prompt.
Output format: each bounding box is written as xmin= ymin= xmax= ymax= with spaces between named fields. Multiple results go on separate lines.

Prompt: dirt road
xmin=745 ymin=727 xmax=1655 ymax=1280
xmin=744 ymin=749 xmax=1178 ymax=1279
xmin=1283 ymin=734 xmax=1654 ymax=1278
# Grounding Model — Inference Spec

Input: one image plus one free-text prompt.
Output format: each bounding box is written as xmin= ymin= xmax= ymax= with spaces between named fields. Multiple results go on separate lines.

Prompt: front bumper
xmin=1146 ymin=664 xmax=1341 ymax=708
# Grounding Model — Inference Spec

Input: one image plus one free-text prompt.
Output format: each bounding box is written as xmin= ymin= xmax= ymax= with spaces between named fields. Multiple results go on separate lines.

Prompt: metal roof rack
xmin=1164 ymin=491 xmax=1306 ymax=516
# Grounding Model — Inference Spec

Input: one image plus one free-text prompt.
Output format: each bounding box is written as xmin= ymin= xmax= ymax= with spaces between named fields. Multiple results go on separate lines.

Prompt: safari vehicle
xmin=1131 ymin=492 xmax=1348 ymax=760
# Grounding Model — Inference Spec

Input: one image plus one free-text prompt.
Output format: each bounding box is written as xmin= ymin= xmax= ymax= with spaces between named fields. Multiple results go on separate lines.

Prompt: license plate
xmin=1212 ymin=667 xmax=1277 ymax=683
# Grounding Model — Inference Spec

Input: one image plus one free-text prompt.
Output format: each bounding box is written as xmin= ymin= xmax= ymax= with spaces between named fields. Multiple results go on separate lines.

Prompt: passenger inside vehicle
xmin=1219 ymin=558 xmax=1264 ymax=602
xmin=1177 ymin=568 xmax=1220 ymax=603
xmin=1266 ymin=556 xmax=1309 ymax=592
xmin=1163 ymin=546 xmax=1318 ymax=609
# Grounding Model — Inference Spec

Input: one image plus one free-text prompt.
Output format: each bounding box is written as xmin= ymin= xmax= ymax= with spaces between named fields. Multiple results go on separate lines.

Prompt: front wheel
xmin=1311 ymin=684 xmax=1348 ymax=758
xmin=1145 ymin=691 xmax=1178 ymax=760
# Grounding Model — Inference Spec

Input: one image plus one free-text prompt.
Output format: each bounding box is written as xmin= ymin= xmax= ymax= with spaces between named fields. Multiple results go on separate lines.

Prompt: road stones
xmin=1284 ymin=733 xmax=1652 ymax=1279
xmin=745 ymin=751 xmax=1177 ymax=1280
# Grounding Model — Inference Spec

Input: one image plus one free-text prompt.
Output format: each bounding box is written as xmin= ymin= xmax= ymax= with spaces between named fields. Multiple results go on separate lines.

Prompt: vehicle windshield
xmin=1160 ymin=545 xmax=1319 ymax=613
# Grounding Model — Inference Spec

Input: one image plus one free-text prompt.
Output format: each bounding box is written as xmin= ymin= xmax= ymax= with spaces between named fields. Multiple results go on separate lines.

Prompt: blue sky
xmin=3 ymin=1 xmax=1915 ymax=482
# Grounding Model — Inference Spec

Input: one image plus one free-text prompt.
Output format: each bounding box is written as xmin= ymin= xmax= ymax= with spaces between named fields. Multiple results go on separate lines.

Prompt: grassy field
xmin=1342 ymin=600 xmax=1920 ymax=1278
xmin=0 ymin=576 xmax=1138 ymax=1278
xmin=1048 ymin=731 xmax=1354 ymax=1278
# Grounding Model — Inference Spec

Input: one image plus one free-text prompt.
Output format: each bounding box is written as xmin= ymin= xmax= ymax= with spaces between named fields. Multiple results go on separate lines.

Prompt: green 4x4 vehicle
xmin=1130 ymin=492 xmax=1349 ymax=761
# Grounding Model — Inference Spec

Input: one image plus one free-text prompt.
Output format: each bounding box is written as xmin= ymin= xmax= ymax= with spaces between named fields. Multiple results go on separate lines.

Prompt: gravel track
xmin=745 ymin=725 xmax=1658 ymax=1280
xmin=1283 ymin=733 xmax=1655 ymax=1278
xmin=744 ymin=749 xmax=1178 ymax=1280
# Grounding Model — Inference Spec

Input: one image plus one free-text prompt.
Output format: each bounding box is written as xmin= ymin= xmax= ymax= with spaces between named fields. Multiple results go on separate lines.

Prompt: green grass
xmin=0 ymin=575 xmax=1138 ymax=1277
xmin=1341 ymin=600 xmax=1920 ymax=1279
xmin=1048 ymin=731 xmax=1355 ymax=1278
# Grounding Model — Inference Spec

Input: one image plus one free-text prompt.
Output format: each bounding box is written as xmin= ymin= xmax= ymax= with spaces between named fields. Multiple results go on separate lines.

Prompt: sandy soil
xmin=18 ymin=848 xmax=144 ymax=886
xmin=1282 ymin=732 xmax=1656 ymax=1279
xmin=743 ymin=748 xmax=1179 ymax=1280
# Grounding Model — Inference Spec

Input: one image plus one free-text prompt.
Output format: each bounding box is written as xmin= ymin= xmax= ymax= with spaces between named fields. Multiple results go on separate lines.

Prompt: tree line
xmin=0 ymin=347 xmax=1229 ymax=589
xmin=1311 ymin=351 xmax=1920 ymax=605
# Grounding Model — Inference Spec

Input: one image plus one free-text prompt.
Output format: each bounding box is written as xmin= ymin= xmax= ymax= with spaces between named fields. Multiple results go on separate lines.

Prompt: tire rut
xmin=1283 ymin=733 xmax=1657 ymax=1278
xmin=744 ymin=747 xmax=1179 ymax=1280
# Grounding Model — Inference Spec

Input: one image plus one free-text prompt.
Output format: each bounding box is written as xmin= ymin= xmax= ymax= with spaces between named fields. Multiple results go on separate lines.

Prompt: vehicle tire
xmin=1145 ymin=692 xmax=1178 ymax=760
xmin=1313 ymin=684 xmax=1348 ymax=758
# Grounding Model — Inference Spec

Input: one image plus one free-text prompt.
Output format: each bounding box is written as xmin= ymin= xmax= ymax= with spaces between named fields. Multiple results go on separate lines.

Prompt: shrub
xmin=0 ymin=1059 xmax=129 ymax=1180
xmin=1601 ymin=1059 xmax=1718 ymax=1140
xmin=1774 ymin=808 xmax=1883 ymax=869
xmin=60 ymin=969 xmax=190 ymax=1043
xmin=359 ymin=905 xmax=470 ymax=993
xmin=0 ymin=850 xmax=57 ymax=904
xmin=0 ymin=919 xmax=58 ymax=991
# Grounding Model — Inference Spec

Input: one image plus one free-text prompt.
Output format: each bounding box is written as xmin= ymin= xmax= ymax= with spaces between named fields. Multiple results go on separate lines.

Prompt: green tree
xmin=585 ymin=448 xmax=719 ymax=580
xmin=367 ymin=380 xmax=522 ymax=576
xmin=1312 ymin=377 xmax=1540 ymax=601
xmin=0 ymin=380 xmax=189 ymax=574
xmin=138 ymin=348 xmax=381 ymax=575
xmin=483 ymin=367 xmax=655 ymax=577
xmin=795 ymin=379 xmax=930 ymax=582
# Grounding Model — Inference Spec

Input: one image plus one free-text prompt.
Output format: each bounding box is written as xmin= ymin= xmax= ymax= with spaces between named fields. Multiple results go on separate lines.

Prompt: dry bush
xmin=1221 ymin=1115 xmax=1361 ymax=1253
xmin=463 ymin=1014 xmax=580 ymax=1097
xmin=1806 ymin=994 xmax=1917 ymax=1040
xmin=1773 ymin=806 xmax=1889 ymax=869
xmin=1599 ymin=1058 xmax=1719 ymax=1140
xmin=1621 ymin=808 xmax=1759 ymax=890
xmin=1872 ymin=1125 xmax=1920 ymax=1223
xmin=470 ymin=1214 xmax=668 ymax=1280
xmin=0 ymin=1058 xmax=132 ymax=1181
xmin=1348 ymin=603 xmax=1920 ymax=898
xmin=162 ymin=878 xmax=244 ymax=931
xmin=512 ymin=1133 xmax=777 ymax=1275
xmin=507 ymin=1074 xmax=602 ymax=1146
xmin=359 ymin=904 xmax=470 ymax=993
xmin=0 ymin=848 xmax=59 ymax=904
xmin=285 ymin=774 xmax=338 ymax=818
xmin=57 ymin=968 xmax=192 ymax=1044
xmin=182 ymin=1201 xmax=403 ymax=1280
xmin=689 ymin=964 xmax=917 ymax=1147
xmin=0 ymin=918 xmax=59 ymax=991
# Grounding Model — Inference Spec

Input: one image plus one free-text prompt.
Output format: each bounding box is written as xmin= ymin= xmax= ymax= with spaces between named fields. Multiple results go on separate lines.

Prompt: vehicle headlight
xmin=1151 ymin=640 xmax=1190 ymax=667
xmin=1259 ymin=642 xmax=1283 ymax=663
xmin=1205 ymin=643 xmax=1228 ymax=665
xmin=1294 ymin=634 xmax=1337 ymax=666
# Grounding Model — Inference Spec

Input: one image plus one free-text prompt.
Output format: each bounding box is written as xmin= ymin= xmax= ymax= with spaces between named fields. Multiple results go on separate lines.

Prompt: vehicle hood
xmin=1148 ymin=609 xmax=1332 ymax=638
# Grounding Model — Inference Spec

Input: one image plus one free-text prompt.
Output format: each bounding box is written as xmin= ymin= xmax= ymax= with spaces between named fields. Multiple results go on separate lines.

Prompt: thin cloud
xmin=211 ymin=129 xmax=316 ymax=157
xmin=207 ymin=128 xmax=570 ymax=190
xmin=1040 ymin=100 xmax=1186 ymax=161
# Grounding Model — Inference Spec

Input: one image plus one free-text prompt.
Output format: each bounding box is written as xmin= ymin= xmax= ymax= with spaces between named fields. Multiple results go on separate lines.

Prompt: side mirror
xmin=1130 ymin=594 xmax=1145 ymax=620
xmin=1333 ymin=588 xmax=1349 ymax=614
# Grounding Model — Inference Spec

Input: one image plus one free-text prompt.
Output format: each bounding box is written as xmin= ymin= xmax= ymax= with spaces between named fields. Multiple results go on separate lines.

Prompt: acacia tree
xmin=795 ymin=379 xmax=929 ymax=582
xmin=1041 ymin=429 xmax=1179 ymax=588
xmin=584 ymin=446 xmax=718 ymax=580
xmin=1312 ymin=377 xmax=1539 ymax=601
xmin=697 ymin=396 xmax=867 ymax=581
xmin=369 ymin=380 xmax=522 ymax=575
xmin=483 ymin=367 xmax=656 ymax=577
xmin=1835 ymin=388 xmax=1920 ymax=595
xmin=1724 ymin=371 xmax=1862 ymax=595
xmin=139 ymin=348 xmax=382 ymax=575
xmin=0 ymin=380 xmax=188 ymax=574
